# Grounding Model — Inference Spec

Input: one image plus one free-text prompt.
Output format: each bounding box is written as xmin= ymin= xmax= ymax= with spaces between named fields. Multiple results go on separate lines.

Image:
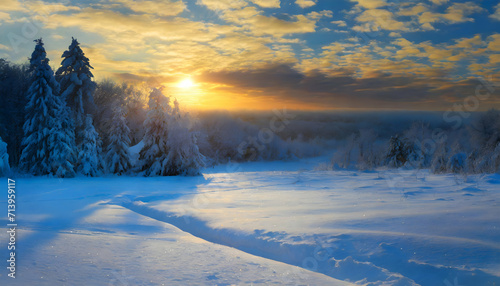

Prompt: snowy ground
xmin=1 ymin=158 xmax=499 ymax=285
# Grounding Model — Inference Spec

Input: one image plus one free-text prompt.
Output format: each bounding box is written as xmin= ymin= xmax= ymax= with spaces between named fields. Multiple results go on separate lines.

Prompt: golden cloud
xmin=354 ymin=8 xmax=409 ymax=31
xmin=249 ymin=0 xmax=281 ymax=9
xmin=196 ymin=0 xmax=247 ymax=11
xmin=351 ymin=0 xmax=388 ymax=9
xmin=44 ymin=8 xmax=221 ymax=43
xmin=296 ymin=0 xmax=317 ymax=9
xmin=418 ymin=2 xmax=483 ymax=26
xmin=487 ymin=34 xmax=500 ymax=52
xmin=220 ymin=6 xmax=326 ymax=37
xmin=451 ymin=34 xmax=483 ymax=49
xmin=429 ymin=0 xmax=448 ymax=5
xmin=331 ymin=20 xmax=347 ymax=27
xmin=2 ymin=0 xmax=25 ymax=11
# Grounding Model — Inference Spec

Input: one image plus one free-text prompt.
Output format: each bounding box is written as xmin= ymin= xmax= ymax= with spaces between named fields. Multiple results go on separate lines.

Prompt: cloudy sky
xmin=1 ymin=0 xmax=499 ymax=110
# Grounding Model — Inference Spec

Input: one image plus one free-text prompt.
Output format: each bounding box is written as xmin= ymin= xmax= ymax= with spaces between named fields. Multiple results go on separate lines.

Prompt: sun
xmin=178 ymin=77 xmax=195 ymax=89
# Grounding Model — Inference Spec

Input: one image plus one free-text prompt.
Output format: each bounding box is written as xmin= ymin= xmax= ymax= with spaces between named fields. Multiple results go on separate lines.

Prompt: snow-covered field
xmin=1 ymin=158 xmax=499 ymax=285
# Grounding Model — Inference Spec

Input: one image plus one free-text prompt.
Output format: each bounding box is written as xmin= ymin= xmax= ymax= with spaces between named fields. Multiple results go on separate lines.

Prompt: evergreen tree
xmin=138 ymin=88 xmax=171 ymax=176
xmin=469 ymin=109 xmax=500 ymax=152
xmin=105 ymin=106 xmax=132 ymax=175
xmin=165 ymin=106 xmax=206 ymax=176
xmin=447 ymin=152 xmax=467 ymax=174
xmin=77 ymin=115 xmax=102 ymax=177
xmin=0 ymin=136 xmax=10 ymax=177
xmin=403 ymin=122 xmax=432 ymax=168
xmin=55 ymin=37 xmax=97 ymax=140
xmin=50 ymin=103 xmax=77 ymax=178
xmin=385 ymin=135 xmax=407 ymax=167
xmin=28 ymin=39 xmax=47 ymax=73
xmin=20 ymin=39 xmax=76 ymax=177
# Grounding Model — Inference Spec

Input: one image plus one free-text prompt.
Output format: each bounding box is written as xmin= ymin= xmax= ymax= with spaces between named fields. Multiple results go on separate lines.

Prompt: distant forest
xmin=1 ymin=38 xmax=499 ymax=177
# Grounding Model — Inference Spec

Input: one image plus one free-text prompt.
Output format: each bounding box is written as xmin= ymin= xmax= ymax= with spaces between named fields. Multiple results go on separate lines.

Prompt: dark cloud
xmin=198 ymin=64 xmax=500 ymax=110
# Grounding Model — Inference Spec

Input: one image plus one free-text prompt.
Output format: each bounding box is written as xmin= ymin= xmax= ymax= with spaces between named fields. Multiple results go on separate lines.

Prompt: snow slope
xmin=1 ymin=159 xmax=499 ymax=285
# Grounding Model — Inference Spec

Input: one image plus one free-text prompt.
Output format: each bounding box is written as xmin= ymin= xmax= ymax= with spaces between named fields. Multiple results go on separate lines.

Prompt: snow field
xmin=0 ymin=160 xmax=499 ymax=285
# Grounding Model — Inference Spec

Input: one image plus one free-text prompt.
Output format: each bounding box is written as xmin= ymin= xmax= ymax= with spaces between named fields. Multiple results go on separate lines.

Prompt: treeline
xmin=1 ymin=38 xmax=498 ymax=177
xmin=331 ymin=110 xmax=500 ymax=174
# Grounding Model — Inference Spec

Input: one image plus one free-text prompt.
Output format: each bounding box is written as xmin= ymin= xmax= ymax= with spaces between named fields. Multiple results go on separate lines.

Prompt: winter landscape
xmin=1 ymin=0 xmax=500 ymax=285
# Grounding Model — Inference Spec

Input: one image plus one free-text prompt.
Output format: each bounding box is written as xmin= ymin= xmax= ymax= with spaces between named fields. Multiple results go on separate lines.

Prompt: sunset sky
xmin=1 ymin=0 xmax=499 ymax=110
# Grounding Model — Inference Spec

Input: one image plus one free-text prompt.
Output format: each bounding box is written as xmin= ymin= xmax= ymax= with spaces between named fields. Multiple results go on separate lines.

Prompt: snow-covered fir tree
xmin=385 ymin=135 xmax=407 ymax=168
xmin=138 ymin=89 xmax=205 ymax=176
xmin=20 ymin=39 xmax=76 ymax=177
xmin=105 ymin=106 xmax=132 ymax=175
xmin=0 ymin=136 xmax=10 ymax=176
xmin=55 ymin=37 xmax=97 ymax=141
xmin=28 ymin=38 xmax=46 ymax=73
xmin=49 ymin=107 xmax=77 ymax=178
xmin=447 ymin=152 xmax=467 ymax=174
xmin=165 ymin=105 xmax=206 ymax=176
xmin=77 ymin=115 xmax=102 ymax=176
xmin=138 ymin=88 xmax=171 ymax=176
xmin=403 ymin=122 xmax=432 ymax=168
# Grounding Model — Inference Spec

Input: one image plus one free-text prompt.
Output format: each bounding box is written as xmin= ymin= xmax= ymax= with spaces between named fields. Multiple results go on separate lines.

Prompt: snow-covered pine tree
xmin=445 ymin=142 xmax=467 ymax=174
xmin=49 ymin=104 xmax=77 ymax=178
xmin=138 ymin=88 xmax=171 ymax=176
xmin=165 ymin=106 xmax=206 ymax=176
xmin=469 ymin=109 xmax=500 ymax=153
xmin=55 ymin=37 xmax=97 ymax=141
xmin=385 ymin=135 xmax=407 ymax=168
xmin=28 ymin=38 xmax=46 ymax=73
xmin=447 ymin=152 xmax=467 ymax=174
xmin=105 ymin=106 xmax=132 ymax=175
xmin=0 ymin=136 xmax=10 ymax=176
xmin=20 ymin=39 xmax=76 ymax=177
xmin=77 ymin=115 xmax=102 ymax=176
xmin=403 ymin=122 xmax=432 ymax=168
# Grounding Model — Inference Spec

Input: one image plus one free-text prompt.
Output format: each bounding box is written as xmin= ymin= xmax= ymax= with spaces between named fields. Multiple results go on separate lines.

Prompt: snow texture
xmin=0 ymin=159 xmax=498 ymax=285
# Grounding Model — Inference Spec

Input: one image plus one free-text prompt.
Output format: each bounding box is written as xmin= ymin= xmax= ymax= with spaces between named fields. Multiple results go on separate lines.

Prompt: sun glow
xmin=178 ymin=77 xmax=195 ymax=89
